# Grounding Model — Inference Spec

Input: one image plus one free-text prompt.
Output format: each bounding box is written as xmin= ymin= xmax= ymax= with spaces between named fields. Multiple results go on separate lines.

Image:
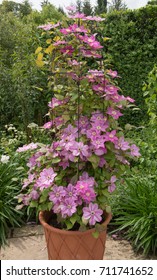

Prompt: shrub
xmin=102 ymin=5 xmax=157 ymax=125
xmin=0 ymin=157 xmax=25 ymax=246
xmin=110 ymin=176 xmax=157 ymax=255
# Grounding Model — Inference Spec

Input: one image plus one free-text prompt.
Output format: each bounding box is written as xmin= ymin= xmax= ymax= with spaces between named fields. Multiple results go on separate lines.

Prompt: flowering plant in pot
xmin=17 ymin=6 xmax=140 ymax=260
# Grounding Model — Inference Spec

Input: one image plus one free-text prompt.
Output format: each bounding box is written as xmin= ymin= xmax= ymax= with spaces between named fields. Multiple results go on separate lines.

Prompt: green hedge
xmin=102 ymin=5 xmax=157 ymax=125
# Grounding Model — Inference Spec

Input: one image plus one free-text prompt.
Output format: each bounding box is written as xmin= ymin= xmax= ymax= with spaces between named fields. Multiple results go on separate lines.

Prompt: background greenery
xmin=0 ymin=0 xmax=157 ymax=256
xmin=102 ymin=5 xmax=157 ymax=125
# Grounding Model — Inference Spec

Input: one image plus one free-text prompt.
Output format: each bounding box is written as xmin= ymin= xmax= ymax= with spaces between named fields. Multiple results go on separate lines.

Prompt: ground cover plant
xmin=0 ymin=156 xmax=25 ymax=246
xmin=110 ymin=175 xmax=157 ymax=256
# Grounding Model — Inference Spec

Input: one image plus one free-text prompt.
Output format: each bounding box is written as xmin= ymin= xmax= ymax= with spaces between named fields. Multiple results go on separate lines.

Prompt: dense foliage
xmin=0 ymin=157 xmax=25 ymax=246
xmin=0 ymin=1 xmax=64 ymax=131
xmin=102 ymin=5 xmax=157 ymax=125
xmin=110 ymin=176 xmax=157 ymax=255
xmin=110 ymin=65 xmax=157 ymax=256
xmin=1 ymin=2 xmax=157 ymax=129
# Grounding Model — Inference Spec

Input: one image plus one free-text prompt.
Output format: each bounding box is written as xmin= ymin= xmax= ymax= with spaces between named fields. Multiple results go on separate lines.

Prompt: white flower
xmin=1 ymin=155 xmax=10 ymax=164
xmin=27 ymin=123 xmax=38 ymax=129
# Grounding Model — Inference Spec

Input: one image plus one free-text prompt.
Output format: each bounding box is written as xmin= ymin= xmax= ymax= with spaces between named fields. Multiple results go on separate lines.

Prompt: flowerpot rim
xmin=39 ymin=210 xmax=112 ymax=235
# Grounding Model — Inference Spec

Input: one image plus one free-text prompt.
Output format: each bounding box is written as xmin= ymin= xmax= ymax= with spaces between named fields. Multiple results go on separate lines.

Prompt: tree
xmin=147 ymin=0 xmax=157 ymax=5
xmin=58 ymin=6 xmax=65 ymax=15
xmin=108 ymin=0 xmax=127 ymax=11
xmin=82 ymin=0 xmax=93 ymax=15
xmin=41 ymin=0 xmax=50 ymax=7
xmin=19 ymin=0 xmax=32 ymax=16
xmin=76 ymin=0 xmax=82 ymax=12
xmin=0 ymin=0 xmax=32 ymax=17
xmin=95 ymin=0 xmax=107 ymax=14
xmin=29 ymin=3 xmax=64 ymax=25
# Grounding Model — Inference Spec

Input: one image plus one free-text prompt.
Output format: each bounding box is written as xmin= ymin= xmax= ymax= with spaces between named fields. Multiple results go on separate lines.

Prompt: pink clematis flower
xmin=69 ymin=12 xmax=86 ymax=19
xmin=48 ymin=97 xmax=62 ymax=109
xmin=27 ymin=152 xmax=42 ymax=169
xmin=58 ymin=160 xmax=70 ymax=170
xmin=35 ymin=168 xmax=57 ymax=190
xmin=63 ymin=124 xmax=78 ymax=137
xmin=84 ymin=16 xmax=105 ymax=22
xmin=106 ymin=107 xmax=123 ymax=120
xmin=71 ymin=142 xmax=89 ymax=159
xmin=68 ymin=59 xmax=80 ymax=66
xmin=52 ymin=117 xmax=65 ymax=128
xmin=79 ymin=172 xmax=95 ymax=188
xmin=22 ymin=173 xmax=35 ymax=189
xmin=30 ymin=190 xmax=40 ymax=200
xmin=83 ymin=203 xmax=103 ymax=225
xmin=80 ymin=48 xmax=102 ymax=58
xmin=90 ymin=144 xmax=107 ymax=156
xmin=61 ymin=198 xmax=77 ymax=217
xmin=86 ymin=128 xmax=101 ymax=140
xmin=43 ymin=121 xmax=53 ymax=129
xmin=82 ymin=188 xmax=96 ymax=203
xmin=53 ymin=40 xmax=67 ymax=46
xmin=37 ymin=22 xmax=60 ymax=31
xmin=104 ymin=130 xmax=118 ymax=144
xmin=92 ymin=121 xmax=108 ymax=132
xmin=92 ymin=84 xmax=105 ymax=93
xmin=60 ymin=45 xmax=74 ymax=56
xmin=99 ymin=157 xmax=106 ymax=167
xmin=106 ymin=176 xmax=117 ymax=193
xmin=91 ymin=111 xmax=107 ymax=123
xmin=93 ymin=137 xmax=106 ymax=149
xmin=104 ymin=85 xmax=119 ymax=96
xmin=65 ymin=184 xmax=78 ymax=200
xmin=130 ymin=144 xmax=141 ymax=157
xmin=75 ymin=181 xmax=89 ymax=194
xmin=49 ymin=186 xmax=66 ymax=204
xmin=107 ymin=69 xmax=119 ymax=78
xmin=17 ymin=142 xmax=38 ymax=152
xmin=80 ymin=34 xmax=103 ymax=50
xmin=60 ymin=24 xmax=87 ymax=35
xmin=115 ymin=137 xmax=130 ymax=151
xmin=88 ymin=70 xmax=104 ymax=78
xmin=126 ymin=96 xmax=135 ymax=103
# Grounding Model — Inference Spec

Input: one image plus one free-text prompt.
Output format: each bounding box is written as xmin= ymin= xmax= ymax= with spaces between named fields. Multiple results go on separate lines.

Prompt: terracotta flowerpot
xmin=39 ymin=211 xmax=112 ymax=260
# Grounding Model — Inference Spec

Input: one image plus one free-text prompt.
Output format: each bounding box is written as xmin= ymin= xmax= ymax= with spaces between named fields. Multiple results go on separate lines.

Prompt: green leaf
xmin=98 ymin=196 xmax=107 ymax=203
xmin=88 ymin=155 xmax=99 ymax=169
xmin=48 ymin=202 xmax=53 ymax=211
xmin=102 ymin=189 xmax=110 ymax=197
xmin=65 ymin=221 xmax=73 ymax=230
xmin=92 ymin=231 xmax=99 ymax=238
xmin=71 ymin=93 xmax=78 ymax=101
xmin=70 ymin=214 xmax=78 ymax=225
xmin=30 ymin=201 xmax=38 ymax=208
xmin=106 ymin=206 xmax=112 ymax=213
xmin=51 ymin=158 xmax=61 ymax=163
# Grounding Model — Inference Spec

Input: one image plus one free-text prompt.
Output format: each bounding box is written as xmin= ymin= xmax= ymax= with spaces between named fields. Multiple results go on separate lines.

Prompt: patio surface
xmin=0 ymin=224 xmax=148 ymax=260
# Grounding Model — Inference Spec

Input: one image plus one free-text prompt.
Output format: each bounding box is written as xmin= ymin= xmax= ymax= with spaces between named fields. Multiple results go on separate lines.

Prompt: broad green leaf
xmin=106 ymin=206 xmax=112 ymax=213
xmin=92 ymin=231 xmax=99 ymax=238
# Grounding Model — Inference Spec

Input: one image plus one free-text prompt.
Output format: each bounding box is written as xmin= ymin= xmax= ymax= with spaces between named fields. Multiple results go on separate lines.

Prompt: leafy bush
xmin=111 ymin=176 xmax=157 ymax=255
xmin=102 ymin=5 xmax=157 ymax=125
xmin=0 ymin=158 xmax=25 ymax=246
xmin=143 ymin=65 xmax=157 ymax=127
xmin=0 ymin=123 xmax=52 ymax=157
xmin=124 ymin=65 xmax=157 ymax=177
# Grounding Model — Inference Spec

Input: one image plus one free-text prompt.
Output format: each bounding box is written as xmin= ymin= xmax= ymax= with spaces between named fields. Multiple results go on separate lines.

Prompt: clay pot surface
xmin=39 ymin=211 xmax=112 ymax=260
